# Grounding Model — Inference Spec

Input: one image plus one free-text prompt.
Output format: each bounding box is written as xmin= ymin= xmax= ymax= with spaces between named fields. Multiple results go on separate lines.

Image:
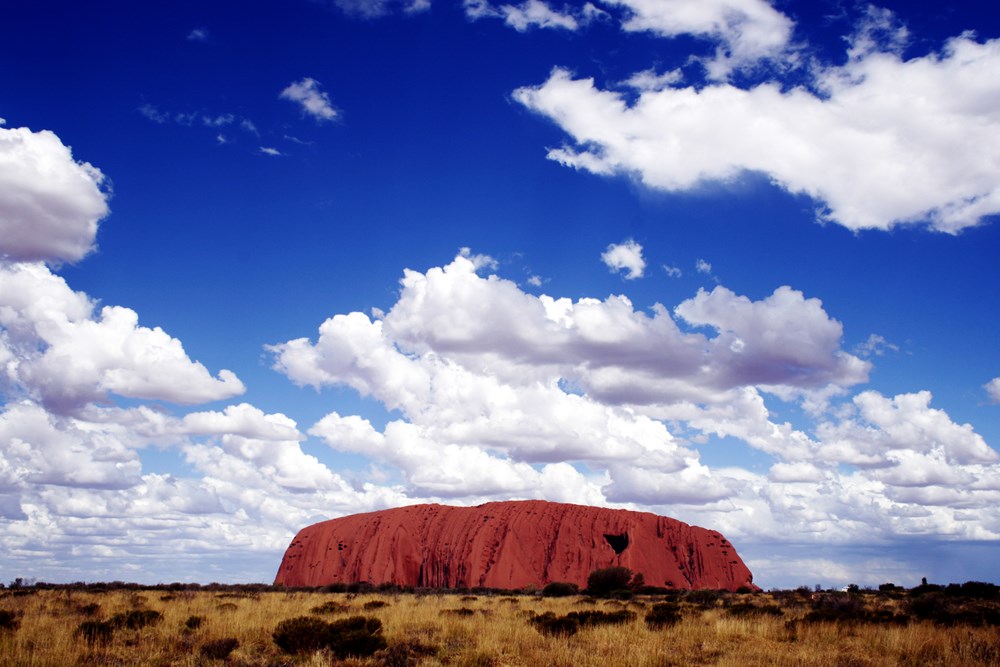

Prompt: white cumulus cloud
xmin=0 ymin=262 xmax=245 ymax=413
xmin=601 ymin=239 xmax=646 ymax=279
xmin=268 ymin=251 xmax=879 ymax=507
xmin=986 ymin=377 xmax=1000 ymax=404
xmin=513 ymin=34 xmax=1000 ymax=233
xmin=606 ymin=0 xmax=794 ymax=78
xmin=0 ymin=126 xmax=109 ymax=263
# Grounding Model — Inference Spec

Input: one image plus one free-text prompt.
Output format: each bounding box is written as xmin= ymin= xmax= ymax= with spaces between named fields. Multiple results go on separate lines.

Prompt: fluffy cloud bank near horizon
xmin=513 ymin=21 xmax=1000 ymax=233
xmin=2 ymin=243 xmax=997 ymax=584
xmin=271 ymin=252 xmax=1000 ymax=551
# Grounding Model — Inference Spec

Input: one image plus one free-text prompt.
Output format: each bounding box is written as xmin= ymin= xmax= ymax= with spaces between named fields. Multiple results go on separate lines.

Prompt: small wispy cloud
xmin=259 ymin=146 xmax=283 ymax=156
xmin=187 ymin=27 xmax=209 ymax=42
xmin=202 ymin=114 xmax=235 ymax=127
xmin=138 ymin=103 xmax=168 ymax=124
xmin=662 ymin=264 xmax=682 ymax=278
xmin=854 ymin=333 xmax=899 ymax=358
xmin=139 ymin=104 xmax=257 ymax=146
xmin=280 ymin=78 xmax=338 ymax=122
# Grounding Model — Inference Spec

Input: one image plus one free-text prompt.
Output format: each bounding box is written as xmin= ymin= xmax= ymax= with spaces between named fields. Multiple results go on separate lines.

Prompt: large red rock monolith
xmin=274 ymin=500 xmax=755 ymax=591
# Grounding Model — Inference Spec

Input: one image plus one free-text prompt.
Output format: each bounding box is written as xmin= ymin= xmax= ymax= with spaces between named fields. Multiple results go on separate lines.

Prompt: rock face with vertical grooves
xmin=274 ymin=500 xmax=756 ymax=591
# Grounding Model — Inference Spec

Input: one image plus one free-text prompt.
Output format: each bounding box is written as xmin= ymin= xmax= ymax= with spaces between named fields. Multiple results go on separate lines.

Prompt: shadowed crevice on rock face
xmin=604 ymin=533 xmax=629 ymax=554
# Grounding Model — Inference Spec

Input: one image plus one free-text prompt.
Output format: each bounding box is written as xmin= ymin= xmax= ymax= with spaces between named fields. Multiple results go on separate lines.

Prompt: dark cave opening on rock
xmin=603 ymin=533 xmax=629 ymax=554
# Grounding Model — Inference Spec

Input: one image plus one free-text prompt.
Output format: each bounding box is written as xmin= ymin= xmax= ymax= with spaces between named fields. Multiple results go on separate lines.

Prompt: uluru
xmin=275 ymin=500 xmax=755 ymax=591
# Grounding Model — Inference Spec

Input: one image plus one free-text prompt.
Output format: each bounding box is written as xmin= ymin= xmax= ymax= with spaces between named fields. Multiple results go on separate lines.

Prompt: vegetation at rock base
xmin=541 ymin=581 xmax=579 ymax=597
xmin=0 ymin=578 xmax=999 ymax=665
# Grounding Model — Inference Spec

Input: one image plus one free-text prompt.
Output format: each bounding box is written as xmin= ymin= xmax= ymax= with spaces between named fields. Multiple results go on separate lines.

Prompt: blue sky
xmin=1 ymin=0 xmax=999 ymax=590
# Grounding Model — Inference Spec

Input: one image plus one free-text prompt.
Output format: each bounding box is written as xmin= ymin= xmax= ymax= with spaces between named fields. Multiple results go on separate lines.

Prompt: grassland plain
xmin=1 ymin=585 xmax=999 ymax=666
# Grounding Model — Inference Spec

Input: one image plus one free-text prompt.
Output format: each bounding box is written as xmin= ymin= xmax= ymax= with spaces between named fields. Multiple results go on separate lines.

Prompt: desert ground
xmin=2 ymin=580 xmax=1000 ymax=666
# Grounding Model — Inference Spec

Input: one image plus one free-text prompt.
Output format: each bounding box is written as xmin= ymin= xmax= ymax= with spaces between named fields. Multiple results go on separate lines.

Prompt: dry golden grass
xmin=0 ymin=588 xmax=998 ymax=666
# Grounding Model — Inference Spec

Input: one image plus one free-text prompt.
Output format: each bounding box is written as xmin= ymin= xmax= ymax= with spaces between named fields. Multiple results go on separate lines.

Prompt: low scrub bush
xmin=200 ymin=637 xmax=239 ymax=660
xmin=364 ymin=600 xmax=389 ymax=610
xmin=77 ymin=620 xmax=115 ymax=644
xmin=273 ymin=614 xmax=386 ymax=657
xmin=184 ymin=615 xmax=203 ymax=630
xmin=376 ymin=639 xmax=439 ymax=667
xmin=586 ymin=567 xmax=634 ymax=597
xmin=443 ymin=607 xmax=476 ymax=617
xmin=77 ymin=602 xmax=101 ymax=616
xmin=455 ymin=651 xmax=500 ymax=667
xmin=909 ymin=594 xmax=1000 ymax=626
xmin=802 ymin=594 xmax=907 ymax=625
xmin=725 ymin=601 xmax=783 ymax=618
xmin=75 ymin=609 xmax=163 ymax=645
xmin=685 ymin=590 xmax=723 ymax=608
xmin=329 ymin=615 xmax=388 ymax=657
xmin=566 ymin=609 xmax=635 ymax=627
xmin=273 ymin=616 xmax=332 ymax=654
xmin=109 ymin=609 xmax=163 ymax=630
xmin=530 ymin=612 xmax=580 ymax=637
xmin=311 ymin=600 xmax=350 ymax=615
xmin=644 ymin=602 xmax=682 ymax=629
xmin=529 ymin=608 xmax=633 ymax=636
xmin=0 ymin=609 xmax=19 ymax=631
xmin=542 ymin=582 xmax=579 ymax=597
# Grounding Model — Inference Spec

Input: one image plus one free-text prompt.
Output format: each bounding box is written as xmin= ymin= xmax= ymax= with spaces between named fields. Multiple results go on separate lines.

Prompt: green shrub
xmin=200 ymin=637 xmax=239 ymax=660
xmin=645 ymin=602 xmax=682 ymax=629
xmin=542 ymin=582 xmax=579 ymax=597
